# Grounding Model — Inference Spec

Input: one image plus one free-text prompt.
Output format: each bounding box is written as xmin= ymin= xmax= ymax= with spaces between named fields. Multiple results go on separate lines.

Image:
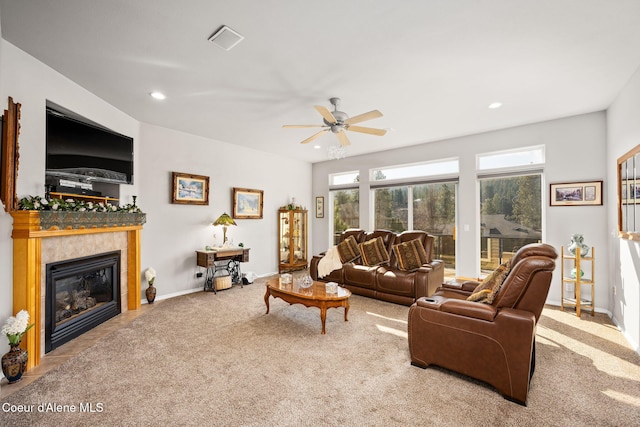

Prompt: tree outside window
xmin=373 ymin=182 xmax=456 ymax=269
xmin=331 ymin=189 xmax=359 ymax=244
xmin=479 ymin=174 xmax=542 ymax=272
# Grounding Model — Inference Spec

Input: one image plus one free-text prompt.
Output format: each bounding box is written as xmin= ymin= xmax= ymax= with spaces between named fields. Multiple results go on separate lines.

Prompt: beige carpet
xmin=1 ymin=276 xmax=639 ymax=426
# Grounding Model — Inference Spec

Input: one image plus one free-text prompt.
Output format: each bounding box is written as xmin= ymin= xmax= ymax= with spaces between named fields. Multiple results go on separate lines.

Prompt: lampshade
xmin=213 ymin=212 xmax=237 ymax=245
xmin=213 ymin=213 xmax=237 ymax=227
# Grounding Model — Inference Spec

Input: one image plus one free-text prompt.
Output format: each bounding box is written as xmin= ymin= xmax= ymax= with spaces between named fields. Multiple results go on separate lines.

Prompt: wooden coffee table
xmin=264 ymin=278 xmax=351 ymax=334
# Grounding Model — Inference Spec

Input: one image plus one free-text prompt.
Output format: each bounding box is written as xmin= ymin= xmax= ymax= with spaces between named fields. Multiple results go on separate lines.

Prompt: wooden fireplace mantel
xmin=10 ymin=210 xmax=143 ymax=370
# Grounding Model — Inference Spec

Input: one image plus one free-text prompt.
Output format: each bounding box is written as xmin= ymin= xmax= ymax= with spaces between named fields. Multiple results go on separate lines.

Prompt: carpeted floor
xmin=1 ymin=276 xmax=639 ymax=426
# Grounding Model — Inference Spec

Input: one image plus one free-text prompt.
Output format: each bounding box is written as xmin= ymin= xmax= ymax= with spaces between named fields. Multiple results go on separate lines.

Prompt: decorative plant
xmin=2 ymin=310 xmax=34 ymax=345
xmin=144 ymin=267 xmax=156 ymax=286
xmin=18 ymin=195 xmax=143 ymax=213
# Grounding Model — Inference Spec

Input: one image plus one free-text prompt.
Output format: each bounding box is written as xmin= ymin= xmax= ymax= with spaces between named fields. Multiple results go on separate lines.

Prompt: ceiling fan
xmin=283 ymin=97 xmax=386 ymax=147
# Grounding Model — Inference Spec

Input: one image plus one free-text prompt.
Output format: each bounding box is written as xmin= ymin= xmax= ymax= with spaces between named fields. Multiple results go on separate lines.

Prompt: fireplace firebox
xmin=45 ymin=251 xmax=122 ymax=353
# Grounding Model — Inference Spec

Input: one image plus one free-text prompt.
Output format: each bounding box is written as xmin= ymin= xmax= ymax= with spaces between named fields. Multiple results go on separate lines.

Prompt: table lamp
xmin=213 ymin=212 xmax=237 ymax=247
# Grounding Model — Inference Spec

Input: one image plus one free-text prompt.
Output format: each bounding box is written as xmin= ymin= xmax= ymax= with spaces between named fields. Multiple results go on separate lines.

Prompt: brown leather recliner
xmin=407 ymin=243 xmax=558 ymax=405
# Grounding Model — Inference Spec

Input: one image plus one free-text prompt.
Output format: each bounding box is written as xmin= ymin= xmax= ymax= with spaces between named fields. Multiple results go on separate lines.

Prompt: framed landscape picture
xmin=232 ymin=187 xmax=263 ymax=219
xmin=171 ymin=172 xmax=209 ymax=205
xmin=550 ymin=180 xmax=603 ymax=206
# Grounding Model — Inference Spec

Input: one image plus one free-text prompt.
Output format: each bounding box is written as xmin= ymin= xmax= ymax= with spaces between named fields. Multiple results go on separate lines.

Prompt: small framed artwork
xmin=550 ymin=180 xmax=603 ymax=206
xmin=232 ymin=187 xmax=264 ymax=219
xmin=316 ymin=196 xmax=324 ymax=218
xmin=171 ymin=172 xmax=209 ymax=205
xmin=625 ymin=180 xmax=640 ymax=204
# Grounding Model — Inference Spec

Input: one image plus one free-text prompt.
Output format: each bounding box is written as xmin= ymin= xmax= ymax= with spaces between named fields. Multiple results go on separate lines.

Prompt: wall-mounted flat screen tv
xmin=46 ymin=108 xmax=134 ymax=184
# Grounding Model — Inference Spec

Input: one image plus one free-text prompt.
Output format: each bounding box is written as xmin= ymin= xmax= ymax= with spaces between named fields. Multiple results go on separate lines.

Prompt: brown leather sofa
xmin=310 ymin=229 xmax=445 ymax=305
xmin=407 ymin=243 xmax=557 ymax=405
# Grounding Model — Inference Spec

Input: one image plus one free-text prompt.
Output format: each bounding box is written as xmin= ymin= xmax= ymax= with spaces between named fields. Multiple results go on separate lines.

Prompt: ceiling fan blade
xmin=344 ymin=109 xmax=383 ymax=125
xmin=336 ymin=130 xmax=351 ymax=147
xmin=283 ymin=124 xmax=324 ymax=128
xmin=347 ymin=125 xmax=387 ymax=136
xmin=315 ymin=105 xmax=337 ymax=124
xmin=300 ymin=129 xmax=329 ymax=144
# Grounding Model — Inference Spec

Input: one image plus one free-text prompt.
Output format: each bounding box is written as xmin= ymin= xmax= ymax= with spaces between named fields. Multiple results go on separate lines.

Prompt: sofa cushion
xmin=393 ymin=238 xmax=428 ymax=271
xmin=359 ymin=236 xmax=390 ymax=266
xmin=467 ymin=260 xmax=511 ymax=304
xmin=337 ymin=235 xmax=361 ymax=263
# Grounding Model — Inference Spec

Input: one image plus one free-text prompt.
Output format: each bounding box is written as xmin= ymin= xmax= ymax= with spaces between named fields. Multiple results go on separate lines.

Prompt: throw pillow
xmin=337 ymin=235 xmax=361 ymax=263
xmin=393 ymin=239 xmax=428 ymax=271
xmin=359 ymin=237 xmax=390 ymax=266
xmin=467 ymin=260 xmax=511 ymax=304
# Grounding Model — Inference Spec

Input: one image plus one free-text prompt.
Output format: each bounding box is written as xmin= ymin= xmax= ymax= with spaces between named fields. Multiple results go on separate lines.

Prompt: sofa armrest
xmin=413 ymin=259 xmax=445 ymax=298
xmin=309 ymin=254 xmax=324 ymax=280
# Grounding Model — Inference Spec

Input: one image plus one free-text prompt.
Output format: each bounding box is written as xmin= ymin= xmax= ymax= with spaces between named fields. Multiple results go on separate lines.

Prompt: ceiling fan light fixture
xmin=328 ymin=145 xmax=347 ymax=160
xmin=208 ymin=25 xmax=244 ymax=51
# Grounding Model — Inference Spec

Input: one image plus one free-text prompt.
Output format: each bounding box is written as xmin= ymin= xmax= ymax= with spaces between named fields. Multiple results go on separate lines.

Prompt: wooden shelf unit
xmin=561 ymin=245 xmax=595 ymax=317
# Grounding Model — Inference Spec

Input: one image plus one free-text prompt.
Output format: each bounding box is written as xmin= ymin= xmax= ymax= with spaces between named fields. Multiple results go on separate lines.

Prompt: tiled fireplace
xmin=10 ymin=211 xmax=143 ymax=370
xmin=45 ymin=248 xmax=123 ymax=353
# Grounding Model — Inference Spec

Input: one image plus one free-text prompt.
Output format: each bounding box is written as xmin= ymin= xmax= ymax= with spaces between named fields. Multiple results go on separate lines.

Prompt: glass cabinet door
xmin=279 ymin=210 xmax=290 ymax=266
xmin=292 ymin=210 xmax=307 ymax=263
xmin=278 ymin=208 xmax=308 ymax=272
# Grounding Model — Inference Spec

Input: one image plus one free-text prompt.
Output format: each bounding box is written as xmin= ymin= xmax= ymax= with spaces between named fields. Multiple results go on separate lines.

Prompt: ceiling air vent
xmin=208 ymin=25 xmax=244 ymax=51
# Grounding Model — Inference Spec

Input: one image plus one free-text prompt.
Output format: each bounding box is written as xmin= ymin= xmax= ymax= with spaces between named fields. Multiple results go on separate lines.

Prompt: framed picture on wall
xmin=171 ymin=172 xmax=210 ymax=205
xmin=232 ymin=187 xmax=264 ymax=219
xmin=315 ymin=196 xmax=324 ymax=218
xmin=550 ymin=180 xmax=603 ymax=206
xmin=626 ymin=180 xmax=640 ymax=204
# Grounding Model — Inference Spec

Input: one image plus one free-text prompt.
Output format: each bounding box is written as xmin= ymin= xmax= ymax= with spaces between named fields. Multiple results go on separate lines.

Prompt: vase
xmin=145 ymin=284 xmax=156 ymax=304
xmin=2 ymin=342 xmax=28 ymax=384
xmin=570 ymin=268 xmax=584 ymax=279
xmin=568 ymin=234 xmax=590 ymax=257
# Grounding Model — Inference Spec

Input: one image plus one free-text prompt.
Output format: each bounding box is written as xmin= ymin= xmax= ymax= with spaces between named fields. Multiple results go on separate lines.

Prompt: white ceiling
xmin=2 ymin=1 xmax=640 ymax=163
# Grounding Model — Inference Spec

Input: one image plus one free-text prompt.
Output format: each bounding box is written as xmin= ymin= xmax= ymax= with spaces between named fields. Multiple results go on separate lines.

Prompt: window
xmin=372 ymin=181 xmax=456 ymax=269
xmin=479 ymin=174 xmax=542 ymax=272
xmin=373 ymin=186 xmax=408 ymax=231
xmin=372 ymin=159 xmax=458 ymax=181
xmin=477 ymin=146 xmax=544 ymax=274
xmin=413 ymin=183 xmax=456 ymax=269
xmin=478 ymin=146 xmax=544 ymax=171
xmin=330 ymin=170 xmax=359 ymax=185
xmin=330 ymin=189 xmax=359 ymax=244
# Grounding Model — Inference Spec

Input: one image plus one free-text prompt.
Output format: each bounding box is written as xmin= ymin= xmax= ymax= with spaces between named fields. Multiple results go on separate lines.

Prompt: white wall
xmin=0 ymin=39 xmax=312 ymax=358
xmin=0 ymin=6 xmax=11 ymax=358
xmin=0 ymin=40 xmax=141 ymax=356
xmin=312 ymin=112 xmax=608 ymax=312
xmin=138 ymin=123 xmax=311 ymax=299
xmin=607 ymin=65 xmax=640 ymax=353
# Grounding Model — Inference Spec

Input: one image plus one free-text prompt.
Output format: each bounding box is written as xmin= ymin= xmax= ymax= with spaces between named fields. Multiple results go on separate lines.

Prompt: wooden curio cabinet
xmin=278 ymin=208 xmax=308 ymax=273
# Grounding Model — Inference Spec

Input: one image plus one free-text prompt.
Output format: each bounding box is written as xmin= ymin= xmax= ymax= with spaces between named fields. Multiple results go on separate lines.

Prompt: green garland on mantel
xmin=18 ymin=195 xmax=146 ymax=229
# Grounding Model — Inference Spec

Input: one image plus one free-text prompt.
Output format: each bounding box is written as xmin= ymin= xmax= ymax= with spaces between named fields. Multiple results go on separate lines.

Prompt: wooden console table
xmin=196 ymin=248 xmax=250 ymax=292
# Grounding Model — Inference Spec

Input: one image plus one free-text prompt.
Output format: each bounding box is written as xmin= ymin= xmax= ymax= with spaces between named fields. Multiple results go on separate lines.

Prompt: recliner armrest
xmin=415 ymin=296 xmax=497 ymax=321
xmin=438 ymin=278 xmax=479 ymax=294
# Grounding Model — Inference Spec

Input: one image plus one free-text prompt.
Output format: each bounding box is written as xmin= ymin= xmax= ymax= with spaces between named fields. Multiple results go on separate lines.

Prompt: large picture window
xmin=372 ymin=181 xmax=456 ymax=270
xmin=330 ymin=188 xmax=359 ymax=244
xmin=479 ymin=174 xmax=542 ymax=272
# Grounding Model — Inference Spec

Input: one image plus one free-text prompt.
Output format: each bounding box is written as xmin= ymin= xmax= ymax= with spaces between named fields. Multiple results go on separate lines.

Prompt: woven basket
xmin=215 ymin=275 xmax=232 ymax=291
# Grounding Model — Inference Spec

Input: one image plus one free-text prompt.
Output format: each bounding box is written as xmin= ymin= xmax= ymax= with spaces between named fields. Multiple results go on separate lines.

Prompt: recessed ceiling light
xmin=488 ymin=102 xmax=502 ymax=109
xmin=313 ymin=145 xmax=321 ymax=149
xmin=150 ymin=91 xmax=166 ymax=100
